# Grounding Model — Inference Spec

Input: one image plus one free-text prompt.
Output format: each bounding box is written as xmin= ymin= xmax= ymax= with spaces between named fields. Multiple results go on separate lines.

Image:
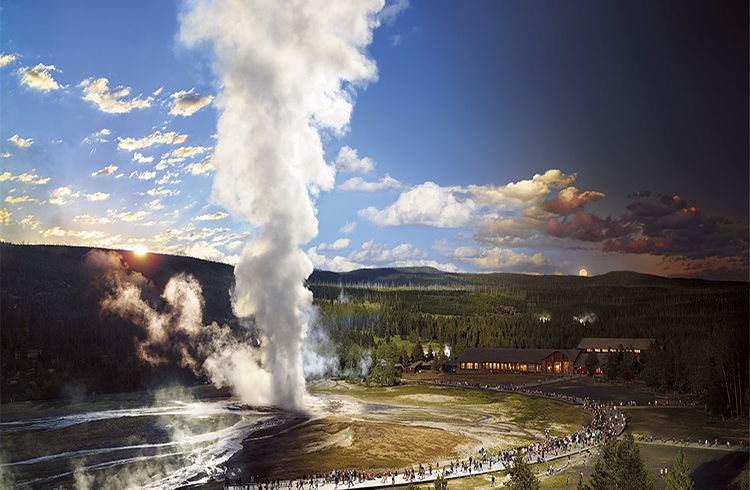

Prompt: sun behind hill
xmin=133 ymin=244 xmax=148 ymax=257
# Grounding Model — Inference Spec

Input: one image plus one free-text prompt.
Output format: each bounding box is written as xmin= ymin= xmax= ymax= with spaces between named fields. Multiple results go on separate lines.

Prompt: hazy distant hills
xmin=1 ymin=243 xmax=747 ymax=403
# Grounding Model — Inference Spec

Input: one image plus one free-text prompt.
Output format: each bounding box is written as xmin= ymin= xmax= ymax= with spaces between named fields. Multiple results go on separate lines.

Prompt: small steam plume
xmin=88 ymin=250 xmax=274 ymax=406
xmin=537 ymin=313 xmax=551 ymax=323
xmin=443 ymin=344 xmax=451 ymax=357
xmin=178 ymin=0 xmax=399 ymax=411
xmin=574 ymin=312 xmax=597 ymax=324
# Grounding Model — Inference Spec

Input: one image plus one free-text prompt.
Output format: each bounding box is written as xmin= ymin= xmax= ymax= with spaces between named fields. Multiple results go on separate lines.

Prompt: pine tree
xmin=579 ymin=433 xmax=654 ymax=490
xmin=506 ymin=454 xmax=540 ymax=490
xmin=665 ymin=449 xmax=694 ymax=490
xmin=432 ymin=474 xmax=448 ymax=490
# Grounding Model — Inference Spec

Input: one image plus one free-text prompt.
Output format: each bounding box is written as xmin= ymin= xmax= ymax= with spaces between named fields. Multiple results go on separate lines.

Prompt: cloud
xmin=359 ymin=181 xmax=476 ymax=228
xmin=117 ymin=131 xmax=188 ymax=151
xmin=544 ymin=186 xmax=605 ymax=215
xmin=0 ymin=208 xmax=10 ymax=226
xmin=41 ymin=226 xmax=66 ymax=237
xmin=333 ymin=145 xmax=375 ymax=174
xmin=80 ymin=77 xmax=152 ymax=113
xmin=348 ymin=240 xmax=426 ymax=263
xmin=339 ymin=221 xmax=357 ymax=234
xmin=5 ymin=195 xmax=38 ymax=204
xmin=184 ymin=241 xmax=227 ymax=262
xmin=1 ymin=153 xmax=10 ymax=158
xmin=85 ymin=192 xmax=110 ymax=201
xmin=338 ymin=173 xmax=401 ymax=192
xmin=170 ymin=89 xmax=214 ymax=116
xmin=17 ymin=215 xmax=40 ymax=229
xmin=145 ymin=186 xmax=179 ymax=197
xmin=73 ymin=214 xmax=114 ymax=225
xmin=377 ymin=0 xmax=410 ymax=25
xmin=454 ymin=169 xmax=577 ymax=211
xmin=440 ymin=243 xmax=558 ymax=274
xmin=0 ymin=53 xmax=17 ymax=68
xmin=130 ymin=170 xmax=156 ymax=180
xmin=317 ymin=238 xmax=351 ymax=251
xmin=195 ymin=211 xmax=229 ymax=221
xmin=133 ymin=152 xmax=154 ymax=163
xmin=172 ymin=146 xmax=210 ymax=158
xmin=0 ymin=171 xmax=49 ymax=185
xmin=187 ymin=159 xmax=214 ymax=175
xmin=307 ymin=242 xmax=460 ymax=273
xmin=391 ymin=34 xmax=402 ymax=46
xmin=91 ymin=164 xmax=118 ymax=177
xmin=49 ymin=186 xmax=80 ymax=205
xmin=8 ymin=134 xmax=33 ymax=148
xmin=107 ymin=209 xmax=151 ymax=222
xmin=18 ymin=63 xmax=61 ymax=91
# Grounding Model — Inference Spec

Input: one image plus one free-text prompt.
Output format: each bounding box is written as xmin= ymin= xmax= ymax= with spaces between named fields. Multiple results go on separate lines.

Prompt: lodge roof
xmin=457 ymin=347 xmax=581 ymax=365
xmin=576 ymin=338 xmax=654 ymax=350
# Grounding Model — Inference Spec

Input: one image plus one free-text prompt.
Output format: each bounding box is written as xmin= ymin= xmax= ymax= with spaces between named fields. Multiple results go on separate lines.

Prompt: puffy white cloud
xmin=107 ymin=209 xmax=151 ymax=222
xmin=8 ymin=134 xmax=33 ymax=148
xmin=317 ymin=238 xmax=351 ymax=251
xmin=359 ymin=181 xmax=476 ymax=228
xmin=225 ymin=240 xmax=244 ymax=252
xmin=307 ymin=242 xmax=460 ymax=273
xmin=133 ymin=152 xmax=154 ymax=163
xmin=0 ymin=53 xmax=17 ymax=68
xmin=41 ymin=226 xmax=66 ymax=237
xmin=5 ymin=195 xmax=38 ymax=204
xmin=85 ymin=192 xmax=110 ymax=201
xmin=73 ymin=214 xmax=113 ymax=225
xmin=80 ymin=77 xmax=152 ymax=113
xmin=184 ymin=240 xmax=226 ymax=262
xmin=49 ymin=186 xmax=80 ymax=205
xmin=17 ymin=214 xmax=40 ymax=229
xmin=339 ymin=221 xmax=357 ymax=234
xmin=171 ymin=146 xmax=210 ymax=158
xmin=147 ymin=199 xmax=164 ymax=211
xmin=145 ymin=187 xmax=180 ymax=197
xmin=438 ymin=242 xmax=558 ymax=274
xmin=377 ymin=0 xmax=410 ymax=25
xmin=18 ymin=63 xmax=61 ymax=91
xmin=338 ymin=173 xmax=401 ymax=192
xmin=187 ymin=159 xmax=214 ymax=175
xmin=195 ymin=211 xmax=229 ymax=221
xmin=454 ymin=169 xmax=577 ymax=211
xmin=0 ymin=171 xmax=49 ymax=185
xmin=170 ymin=89 xmax=214 ymax=116
xmin=348 ymin=240 xmax=426 ymax=263
xmin=90 ymin=164 xmax=118 ymax=177
xmin=117 ymin=131 xmax=188 ymax=151
xmin=1 ymin=153 xmax=10 ymax=158
xmin=129 ymin=170 xmax=156 ymax=180
xmin=155 ymin=171 xmax=181 ymax=185
xmin=333 ymin=145 xmax=375 ymax=174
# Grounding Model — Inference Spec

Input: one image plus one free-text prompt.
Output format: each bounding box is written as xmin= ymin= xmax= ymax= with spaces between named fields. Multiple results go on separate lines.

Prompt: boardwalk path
xmin=227 ymin=381 xmax=627 ymax=490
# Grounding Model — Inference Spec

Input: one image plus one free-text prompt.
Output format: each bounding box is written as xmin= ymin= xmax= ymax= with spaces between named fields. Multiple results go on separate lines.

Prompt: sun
xmin=578 ymin=268 xmax=588 ymax=277
xmin=133 ymin=244 xmax=148 ymax=257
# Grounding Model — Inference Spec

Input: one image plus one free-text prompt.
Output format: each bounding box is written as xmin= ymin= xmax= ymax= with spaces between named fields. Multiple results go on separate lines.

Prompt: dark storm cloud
xmin=546 ymin=194 xmax=749 ymax=268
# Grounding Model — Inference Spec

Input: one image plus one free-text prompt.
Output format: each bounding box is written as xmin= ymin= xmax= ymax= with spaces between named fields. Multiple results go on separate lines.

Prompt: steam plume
xmin=179 ymin=0 xmax=395 ymax=410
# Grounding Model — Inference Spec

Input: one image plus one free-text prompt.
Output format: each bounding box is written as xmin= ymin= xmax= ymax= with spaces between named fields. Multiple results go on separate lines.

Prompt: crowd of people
xmin=223 ymin=381 xmax=626 ymax=490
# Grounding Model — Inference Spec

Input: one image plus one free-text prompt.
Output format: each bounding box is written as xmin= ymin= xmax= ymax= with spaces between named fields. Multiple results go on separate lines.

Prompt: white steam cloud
xmin=179 ymin=0 xmax=393 ymax=411
xmin=574 ymin=312 xmax=597 ymax=324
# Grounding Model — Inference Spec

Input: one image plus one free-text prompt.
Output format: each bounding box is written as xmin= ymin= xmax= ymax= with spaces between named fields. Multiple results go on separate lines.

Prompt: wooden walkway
xmin=225 ymin=381 xmax=627 ymax=490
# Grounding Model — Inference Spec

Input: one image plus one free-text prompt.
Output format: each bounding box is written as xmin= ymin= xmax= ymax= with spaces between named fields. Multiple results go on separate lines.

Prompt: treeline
xmin=312 ymin=272 xmax=749 ymax=418
xmin=2 ymin=244 xmax=747 ymax=418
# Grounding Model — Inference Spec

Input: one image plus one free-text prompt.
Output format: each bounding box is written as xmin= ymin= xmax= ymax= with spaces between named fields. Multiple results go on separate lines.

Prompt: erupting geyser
xmin=179 ymin=0 xmax=399 ymax=411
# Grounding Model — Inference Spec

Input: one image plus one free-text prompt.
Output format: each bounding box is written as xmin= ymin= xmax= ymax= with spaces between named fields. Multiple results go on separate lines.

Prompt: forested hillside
xmin=1 ymin=244 xmax=747 ymax=416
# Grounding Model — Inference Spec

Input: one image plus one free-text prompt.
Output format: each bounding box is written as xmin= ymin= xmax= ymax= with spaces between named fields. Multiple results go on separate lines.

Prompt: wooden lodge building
xmin=457 ymin=338 xmax=653 ymax=375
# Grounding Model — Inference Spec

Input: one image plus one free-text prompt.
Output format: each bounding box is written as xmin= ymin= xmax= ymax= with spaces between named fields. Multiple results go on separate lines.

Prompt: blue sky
xmin=1 ymin=0 xmax=747 ymax=280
